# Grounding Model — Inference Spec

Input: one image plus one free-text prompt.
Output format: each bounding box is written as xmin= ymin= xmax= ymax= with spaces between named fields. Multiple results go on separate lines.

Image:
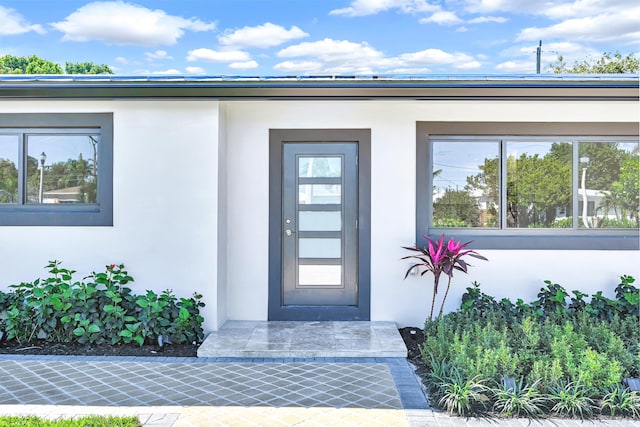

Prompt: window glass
xmin=578 ymin=141 xmax=639 ymax=229
xmin=432 ymin=141 xmax=499 ymax=228
xmin=299 ymin=157 xmax=341 ymax=177
xmin=26 ymin=134 xmax=99 ymax=204
xmin=298 ymin=184 xmax=341 ymax=204
xmin=505 ymin=141 xmax=572 ymax=228
xmin=0 ymin=134 xmax=19 ymax=204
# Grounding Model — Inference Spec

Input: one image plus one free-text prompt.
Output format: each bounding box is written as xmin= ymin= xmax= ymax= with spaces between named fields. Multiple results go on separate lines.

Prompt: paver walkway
xmin=1 ymin=321 xmax=639 ymax=426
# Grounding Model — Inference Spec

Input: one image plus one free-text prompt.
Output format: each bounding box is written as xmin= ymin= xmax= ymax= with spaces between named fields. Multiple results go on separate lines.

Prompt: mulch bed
xmin=0 ymin=327 xmax=423 ymax=361
xmin=0 ymin=340 xmax=198 ymax=357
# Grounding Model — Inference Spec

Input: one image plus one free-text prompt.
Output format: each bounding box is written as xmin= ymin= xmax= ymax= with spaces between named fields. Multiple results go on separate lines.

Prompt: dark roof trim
xmin=0 ymin=74 xmax=638 ymax=101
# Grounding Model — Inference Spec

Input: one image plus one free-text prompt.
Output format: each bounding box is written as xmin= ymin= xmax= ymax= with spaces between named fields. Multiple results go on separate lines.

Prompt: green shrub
xmin=492 ymin=380 xmax=548 ymax=418
xmin=0 ymin=261 xmax=205 ymax=347
xmin=421 ymin=275 xmax=639 ymax=417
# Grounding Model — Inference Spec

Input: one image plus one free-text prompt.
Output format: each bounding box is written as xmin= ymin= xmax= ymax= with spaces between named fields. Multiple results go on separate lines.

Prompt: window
xmin=0 ymin=114 xmax=112 ymax=226
xmin=417 ymin=122 xmax=639 ymax=250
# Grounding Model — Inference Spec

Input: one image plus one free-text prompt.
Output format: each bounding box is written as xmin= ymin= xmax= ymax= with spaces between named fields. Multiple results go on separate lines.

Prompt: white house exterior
xmin=0 ymin=75 xmax=638 ymax=333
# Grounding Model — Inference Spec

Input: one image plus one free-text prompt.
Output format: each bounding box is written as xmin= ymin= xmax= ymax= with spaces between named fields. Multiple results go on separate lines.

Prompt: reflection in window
xmin=432 ymin=141 xmax=498 ymax=228
xmin=429 ymin=138 xmax=639 ymax=231
xmin=299 ymin=157 xmax=341 ymax=177
xmin=0 ymin=134 xmax=18 ymax=204
xmin=506 ymin=141 xmax=572 ymax=228
xmin=26 ymin=135 xmax=99 ymax=204
xmin=578 ymin=142 xmax=639 ymax=229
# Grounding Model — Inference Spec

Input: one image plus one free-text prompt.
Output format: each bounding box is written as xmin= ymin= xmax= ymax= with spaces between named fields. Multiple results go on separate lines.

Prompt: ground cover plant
xmin=419 ymin=275 xmax=640 ymax=419
xmin=0 ymin=415 xmax=140 ymax=427
xmin=0 ymin=261 xmax=205 ymax=351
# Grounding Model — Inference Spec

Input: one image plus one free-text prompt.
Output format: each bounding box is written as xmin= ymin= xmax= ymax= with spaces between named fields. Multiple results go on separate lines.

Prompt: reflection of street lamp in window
xmin=580 ymin=156 xmax=589 ymax=228
xmin=39 ymin=152 xmax=47 ymax=203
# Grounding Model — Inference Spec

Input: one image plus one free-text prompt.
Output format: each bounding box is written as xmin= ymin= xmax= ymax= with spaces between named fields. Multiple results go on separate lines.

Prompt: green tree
xmin=0 ymin=54 xmax=62 ymax=74
xmin=550 ymin=52 xmax=639 ymax=74
xmin=0 ymin=158 xmax=18 ymax=203
xmin=65 ymin=61 xmax=113 ymax=74
xmin=0 ymin=55 xmax=113 ymax=75
xmin=433 ymin=188 xmax=482 ymax=227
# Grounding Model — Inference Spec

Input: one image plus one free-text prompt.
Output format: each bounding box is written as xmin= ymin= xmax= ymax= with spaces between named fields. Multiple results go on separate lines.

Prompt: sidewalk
xmin=1 ymin=355 xmax=639 ymax=426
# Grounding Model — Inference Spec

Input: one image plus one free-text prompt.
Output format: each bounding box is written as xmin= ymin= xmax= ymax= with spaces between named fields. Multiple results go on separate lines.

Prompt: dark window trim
xmin=417 ymin=122 xmax=639 ymax=250
xmin=268 ymin=129 xmax=371 ymax=320
xmin=0 ymin=113 xmax=113 ymax=226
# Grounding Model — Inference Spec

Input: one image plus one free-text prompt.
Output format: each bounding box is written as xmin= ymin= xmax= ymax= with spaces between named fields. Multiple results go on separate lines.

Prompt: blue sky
xmin=1 ymin=0 xmax=638 ymax=75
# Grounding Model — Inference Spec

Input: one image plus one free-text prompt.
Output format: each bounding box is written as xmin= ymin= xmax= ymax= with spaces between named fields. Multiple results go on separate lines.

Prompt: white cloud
xmin=463 ymin=0 xmax=539 ymax=14
xmin=400 ymin=48 xmax=481 ymax=69
xmin=0 ymin=5 xmax=45 ymax=35
xmin=145 ymin=50 xmax=172 ymax=61
xmin=115 ymin=56 xmax=129 ymax=65
xmin=151 ymin=68 xmax=181 ymax=75
xmin=185 ymin=66 xmax=206 ymax=74
xmin=274 ymin=61 xmax=323 ymax=74
xmin=50 ymin=1 xmax=215 ymax=46
xmin=495 ymin=60 xmax=534 ymax=73
xmin=187 ymin=48 xmax=251 ymax=62
xmin=456 ymin=26 xmax=469 ymax=32
xmin=542 ymin=0 xmax=638 ymax=19
xmin=219 ymin=23 xmax=308 ymax=49
xmin=275 ymin=38 xmax=482 ymax=74
xmin=229 ymin=61 xmax=259 ymax=70
xmin=330 ymin=0 xmax=439 ymax=16
xmin=517 ymin=8 xmax=640 ymax=44
xmin=467 ymin=16 xmax=507 ymax=23
xmin=420 ymin=11 xmax=463 ymax=25
xmin=278 ymin=38 xmax=384 ymax=63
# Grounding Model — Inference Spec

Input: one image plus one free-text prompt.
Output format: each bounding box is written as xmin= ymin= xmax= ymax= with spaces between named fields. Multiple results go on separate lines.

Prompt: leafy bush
xmin=0 ymin=415 xmax=140 ymax=427
xmin=421 ymin=275 xmax=640 ymax=418
xmin=0 ymin=261 xmax=205 ymax=347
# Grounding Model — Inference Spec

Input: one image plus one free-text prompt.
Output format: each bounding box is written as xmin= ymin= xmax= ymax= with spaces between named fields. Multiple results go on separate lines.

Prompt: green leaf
xmin=73 ymin=327 xmax=86 ymax=336
xmin=133 ymin=335 xmax=144 ymax=346
xmin=87 ymin=324 xmax=101 ymax=334
xmin=119 ymin=330 xmax=132 ymax=338
xmin=179 ymin=307 xmax=190 ymax=321
xmin=61 ymin=315 xmax=71 ymax=323
xmin=136 ymin=298 xmax=149 ymax=308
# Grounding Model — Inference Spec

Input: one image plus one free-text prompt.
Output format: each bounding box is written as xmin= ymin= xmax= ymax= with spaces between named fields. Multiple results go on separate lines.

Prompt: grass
xmin=0 ymin=415 xmax=140 ymax=427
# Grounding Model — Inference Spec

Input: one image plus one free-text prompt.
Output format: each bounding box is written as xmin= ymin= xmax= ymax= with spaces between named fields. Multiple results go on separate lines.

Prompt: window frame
xmin=0 ymin=113 xmax=113 ymax=226
xmin=417 ymin=122 xmax=639 ymax=250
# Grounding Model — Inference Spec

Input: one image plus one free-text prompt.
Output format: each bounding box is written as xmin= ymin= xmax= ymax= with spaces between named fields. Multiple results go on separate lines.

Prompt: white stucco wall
xmin=223 ymin=100 xmax=639 ymax=328
xmin=0 ymin=100 xmax=222 ymax=332
xmin=1 ymin=98 xmax=638 ymax=333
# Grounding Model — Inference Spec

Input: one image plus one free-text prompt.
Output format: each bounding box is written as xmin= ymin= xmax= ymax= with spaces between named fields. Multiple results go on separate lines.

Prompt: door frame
xmin=268 ymin=129 xmax=371 ymax=321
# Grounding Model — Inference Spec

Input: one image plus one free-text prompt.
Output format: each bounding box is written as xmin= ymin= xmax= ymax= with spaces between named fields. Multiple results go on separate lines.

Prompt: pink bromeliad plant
xmin=403 ymin=234 xmax=487 ymax=320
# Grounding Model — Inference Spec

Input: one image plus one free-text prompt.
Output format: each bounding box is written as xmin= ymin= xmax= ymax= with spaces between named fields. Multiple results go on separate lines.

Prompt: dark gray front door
xmin=282 ymin=143 xmax=357 ymax=306
xmin=269 ymin=129 xmax=370 ymax=321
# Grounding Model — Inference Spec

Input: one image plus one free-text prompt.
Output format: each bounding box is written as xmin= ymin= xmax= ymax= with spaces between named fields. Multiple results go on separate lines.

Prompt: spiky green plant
xmin=547 ymin=380 xmax=596 ymax=419
xmin=438 ymin=374 xmax=491 ymax=416
xmin=492 ymin=379 xmax=548 ymax=418
xmin=600 ymin=384 xmax=640 ymax=418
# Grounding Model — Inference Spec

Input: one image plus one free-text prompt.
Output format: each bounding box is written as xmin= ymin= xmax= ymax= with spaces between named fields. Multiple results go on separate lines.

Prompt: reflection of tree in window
xmin=580 ymin=142 xmax=639 ymax=228
xmin=0 ymin=158 xmax=18 ymax=203
xmin=506 ymin=143 xmax=571 ymax=228
xmin=433 ymin=188 xmax=481 ymax=227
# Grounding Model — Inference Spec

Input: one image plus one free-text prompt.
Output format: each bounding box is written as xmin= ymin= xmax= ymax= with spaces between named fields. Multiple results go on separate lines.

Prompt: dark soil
xmin=398 ymin=326 xmax=425 ymax=363
xmin=0 ymin=340 xmax=198 ymax=357
xmin=0 ymin=328 xmax=419 ymax=361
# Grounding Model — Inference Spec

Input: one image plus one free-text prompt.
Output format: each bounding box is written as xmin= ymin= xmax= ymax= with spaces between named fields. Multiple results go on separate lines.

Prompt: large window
xmin=0 ymin=114 xmax=112 ymax=226
xmin=417 ymin=122 xmax=639 ymax=250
